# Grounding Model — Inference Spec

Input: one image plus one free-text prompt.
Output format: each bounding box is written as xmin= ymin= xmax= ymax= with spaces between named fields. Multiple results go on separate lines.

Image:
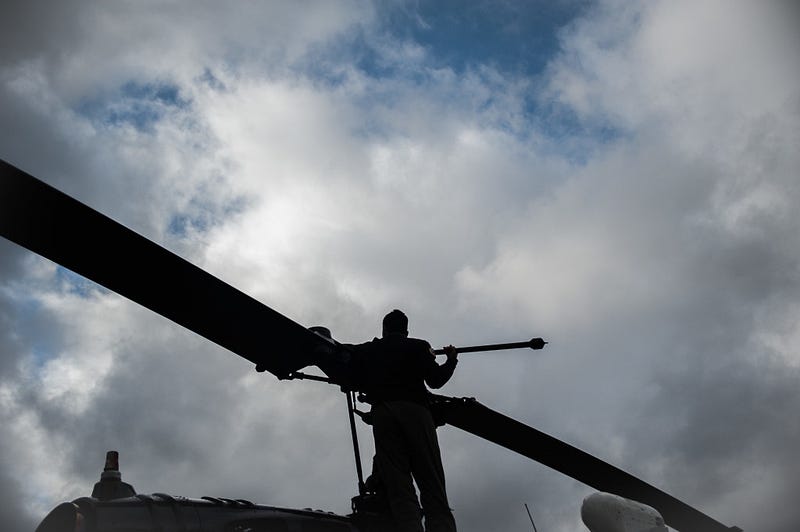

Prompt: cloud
xmin=1 ymin=1 xmax=799 ymax=532
xmin=456 ymin=1 xmax=800 ymax=530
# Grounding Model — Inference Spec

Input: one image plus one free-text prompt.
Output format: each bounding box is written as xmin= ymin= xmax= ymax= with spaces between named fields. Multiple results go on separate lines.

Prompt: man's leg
xmin=396 ymin=402 xmax=457 ymax=532
xmin=373 ymin=402 xmax=424 ymax=532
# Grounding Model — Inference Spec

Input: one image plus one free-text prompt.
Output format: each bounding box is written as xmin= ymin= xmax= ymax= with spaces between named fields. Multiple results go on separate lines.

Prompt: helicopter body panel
xmin=38 ymin=494 xmax=360 ymax=532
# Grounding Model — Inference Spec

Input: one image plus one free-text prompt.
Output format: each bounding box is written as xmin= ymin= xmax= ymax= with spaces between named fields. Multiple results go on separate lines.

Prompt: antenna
xmin=524 ymin=503 xmax=539 ymax=532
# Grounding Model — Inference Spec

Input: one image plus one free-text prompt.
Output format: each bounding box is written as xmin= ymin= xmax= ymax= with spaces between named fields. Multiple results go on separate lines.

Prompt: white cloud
xmin=1 ymin=1 xmax=799 ymax=532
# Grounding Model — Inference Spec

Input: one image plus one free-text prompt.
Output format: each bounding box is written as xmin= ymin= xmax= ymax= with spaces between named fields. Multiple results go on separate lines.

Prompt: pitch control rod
xmin=433 ymin=338 xmax=547 ymax=355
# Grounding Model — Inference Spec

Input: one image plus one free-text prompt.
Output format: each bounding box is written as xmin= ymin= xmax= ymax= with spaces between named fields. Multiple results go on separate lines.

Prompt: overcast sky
xmin=1 ymin=1 xmax=799 ymax=531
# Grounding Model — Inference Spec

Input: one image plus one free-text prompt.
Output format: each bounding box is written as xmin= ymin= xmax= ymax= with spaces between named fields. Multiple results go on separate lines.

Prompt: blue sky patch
xmin=298 ymin=1 xmax=614 ymax=154
xmin=56 ymin=266 xmax=105 ymax=298
xmin=302 ymin=2 xmax=589 ymax=87
xmin=378 ymin=1 xmax=591 ymax=77
xmin=77 ymin=81 xmax=190 ymax=132
xmin=166 ymin=194 xmax=248 ymax=238
xmin=197 ymin=68 xmax=227 ymax=92
xmin=167 ymin=213 xmax=209 ymax=238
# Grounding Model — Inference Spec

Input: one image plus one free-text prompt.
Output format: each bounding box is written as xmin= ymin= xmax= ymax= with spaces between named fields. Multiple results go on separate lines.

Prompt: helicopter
xmin=1 ymin=159 xmax=742 ymax=532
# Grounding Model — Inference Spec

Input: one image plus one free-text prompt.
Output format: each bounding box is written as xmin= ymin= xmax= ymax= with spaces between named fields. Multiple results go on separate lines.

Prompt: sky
xmin=1 ymin=1 xmax=799 ymax=531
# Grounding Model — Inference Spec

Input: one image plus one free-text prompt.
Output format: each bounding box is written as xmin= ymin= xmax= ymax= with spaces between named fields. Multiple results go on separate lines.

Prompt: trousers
xmin=372 ymin=400 xmax=457 ymax=532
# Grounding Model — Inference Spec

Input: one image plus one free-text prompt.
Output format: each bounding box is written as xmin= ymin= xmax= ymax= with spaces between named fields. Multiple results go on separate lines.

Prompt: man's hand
xmin=444 ymin=344 xmax=458 ymax=362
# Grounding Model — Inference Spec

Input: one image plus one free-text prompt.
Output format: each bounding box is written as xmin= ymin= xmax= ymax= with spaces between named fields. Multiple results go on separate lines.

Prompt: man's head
xmin=382 ymin=309 xmax=408 ymax=337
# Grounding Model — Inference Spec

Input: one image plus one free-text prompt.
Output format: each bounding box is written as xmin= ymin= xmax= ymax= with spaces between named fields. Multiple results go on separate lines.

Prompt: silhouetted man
xmin=359 ymin=309 xmax=458 ymax=532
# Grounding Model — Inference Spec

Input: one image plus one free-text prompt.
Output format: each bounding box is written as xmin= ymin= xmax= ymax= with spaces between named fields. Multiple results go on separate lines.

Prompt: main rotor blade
xmin=434 ymin=395 xmax=741 ymax=532
xmin=0 ymin=159 xmax=329 ymax=378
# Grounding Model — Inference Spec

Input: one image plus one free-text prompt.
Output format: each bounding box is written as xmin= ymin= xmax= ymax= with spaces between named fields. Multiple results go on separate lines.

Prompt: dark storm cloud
xmin=0 ymin=453 xmax=37 ymax=532
xmin=636 ymin=351 xmax=800 ymax=528
xmin=442 ymin=426 xmax=593 ymax=531
xmin=0 ymin=0 xmax=85 ymax=66
xmin=617 ymin=194 xmax=800 ymax=531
